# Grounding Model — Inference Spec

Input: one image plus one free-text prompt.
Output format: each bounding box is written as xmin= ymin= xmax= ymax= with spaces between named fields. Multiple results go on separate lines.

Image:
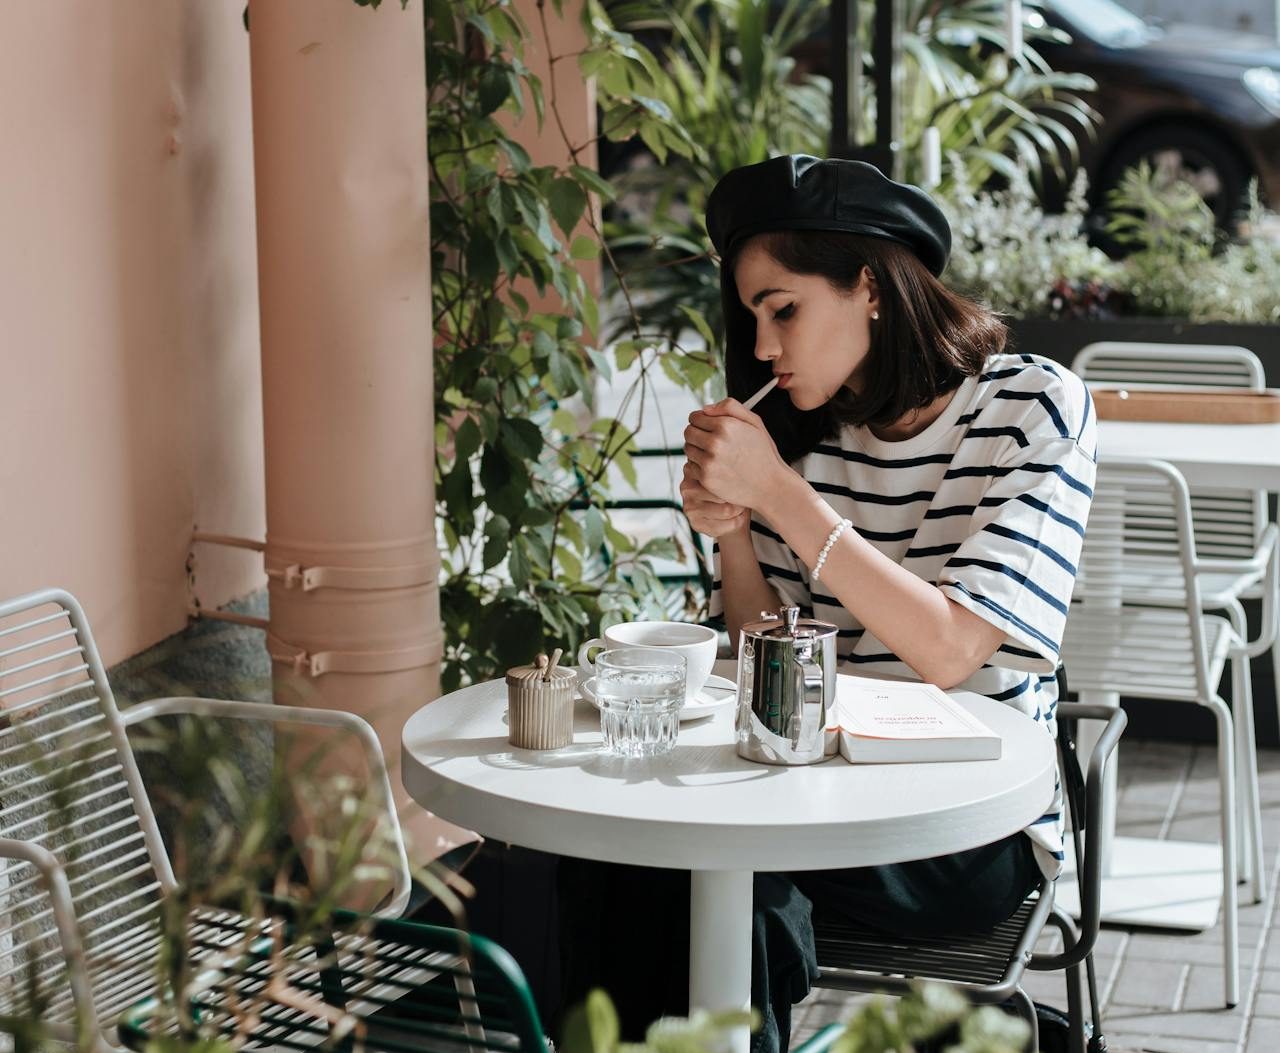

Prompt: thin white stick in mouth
xmin=741 ymin=376 xmax=779 ymax=410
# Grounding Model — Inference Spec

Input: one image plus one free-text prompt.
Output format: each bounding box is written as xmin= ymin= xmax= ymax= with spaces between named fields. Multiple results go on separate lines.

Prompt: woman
xmin=682 ymin=154 xmax=1095 ymax=1052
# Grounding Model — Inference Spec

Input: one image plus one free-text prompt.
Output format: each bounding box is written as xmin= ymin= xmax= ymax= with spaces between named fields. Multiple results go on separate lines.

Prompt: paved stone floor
xmin=791 ymin=739 xmax=1280 ymax=1052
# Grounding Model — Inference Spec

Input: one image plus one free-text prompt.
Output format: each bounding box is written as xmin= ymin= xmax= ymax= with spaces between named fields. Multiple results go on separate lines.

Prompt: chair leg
xmin=1045 ymin=907 xmax=1090 ymax=1053
xmin=1064 ymin=961 xmax=1088 ymax=1053
xmin=1233 ymin=650 xmax=1266 ymax=904
xmin=1228 ymin=601 xmax=1266 ymax=903
xmin=1010 ymin=987 xmax=1039 ymax=1053
xmin=1273 ymin=635 xmax=1280 ymax=751
xmin=1207 ymin=695 xmax=1241 ymax=1007
xmin=1236 ymin=711 xmax=1256 ymax=893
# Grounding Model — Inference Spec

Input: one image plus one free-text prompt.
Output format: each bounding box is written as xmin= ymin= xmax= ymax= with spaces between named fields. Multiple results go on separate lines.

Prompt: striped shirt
xmin=710 ymin=353 xmax=1097 ymax=877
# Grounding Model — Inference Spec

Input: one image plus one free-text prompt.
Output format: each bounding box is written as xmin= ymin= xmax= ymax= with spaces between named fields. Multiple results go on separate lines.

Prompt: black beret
xmin=705 ymin=154 xmax=952 ymax=277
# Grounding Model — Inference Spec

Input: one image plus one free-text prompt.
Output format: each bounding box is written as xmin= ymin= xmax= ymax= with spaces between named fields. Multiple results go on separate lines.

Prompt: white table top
xmin=1097 ymin=419 xmax=1280 ymax=491
xmin=401 ymin=662 xmax=1057 ymax=873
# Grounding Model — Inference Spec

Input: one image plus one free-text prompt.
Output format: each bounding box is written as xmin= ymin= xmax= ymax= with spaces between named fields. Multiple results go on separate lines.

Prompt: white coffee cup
xmin=578 ymin=621 xmax=718 ymax=701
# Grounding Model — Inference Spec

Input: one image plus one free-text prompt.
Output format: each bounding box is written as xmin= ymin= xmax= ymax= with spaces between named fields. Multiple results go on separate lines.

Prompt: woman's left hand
xmin=683 ymin=399 xmax=790 ymax=512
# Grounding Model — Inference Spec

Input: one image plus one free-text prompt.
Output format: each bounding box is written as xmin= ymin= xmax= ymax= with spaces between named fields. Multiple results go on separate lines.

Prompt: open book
xmin=824 ymin=673 xmax=1001 ymax=763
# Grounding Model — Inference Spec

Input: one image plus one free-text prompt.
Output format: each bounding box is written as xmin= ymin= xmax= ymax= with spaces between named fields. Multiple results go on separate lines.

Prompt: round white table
xmin=401 ymin=661 xmax=1056 ymax=1052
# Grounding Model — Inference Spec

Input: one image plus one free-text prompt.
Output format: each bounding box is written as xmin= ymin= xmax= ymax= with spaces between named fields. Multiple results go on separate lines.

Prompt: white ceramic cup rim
xmin=577 ymin=621 xmax=716 ymax=701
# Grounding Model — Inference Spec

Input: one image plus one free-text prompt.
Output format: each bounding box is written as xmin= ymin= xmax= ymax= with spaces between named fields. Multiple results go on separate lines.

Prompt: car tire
xmin=1093 ymin=122 xmax=1254 ymax=237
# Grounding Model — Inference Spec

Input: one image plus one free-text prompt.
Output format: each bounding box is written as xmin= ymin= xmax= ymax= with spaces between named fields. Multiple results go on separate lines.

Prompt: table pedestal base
xmin=1055 ymin=836 xmax=1224 ymax=930
xmin=690 ymin=869 xmax=753 ymax=1053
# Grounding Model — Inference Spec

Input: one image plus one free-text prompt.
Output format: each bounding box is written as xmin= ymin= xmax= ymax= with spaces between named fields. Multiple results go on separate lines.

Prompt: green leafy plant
xmin=1103 ymin=160 xmax=1217 ymax=319
xmin=0 ymin=710 xmax=446 ymax=1053
xmin=559 ymin=983 xmax=1030 ymax=1053
xmin=426 ymin=0 xmax=723 ymax=689
xmin=561 ymin=988 xmax=756 ymax=1053
xmin=602 ymin=0 xmax=833 ymax=346
xmin=1105 ymin=163 xmax=1280 ymax=323
xmin=603 ymin=0 xmax=1098 ymax=356
xmin=893 ymin=0 xmax=1098 ymax=194
xmin=938 ymin=155 xmax=1280 ymax=323
xmin=137 ymin=708 xmax=468 ymax=1053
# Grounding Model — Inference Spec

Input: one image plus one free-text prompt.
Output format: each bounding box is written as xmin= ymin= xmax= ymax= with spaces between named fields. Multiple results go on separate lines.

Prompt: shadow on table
xmin=422 ymin=733 xmax=786 ymax=787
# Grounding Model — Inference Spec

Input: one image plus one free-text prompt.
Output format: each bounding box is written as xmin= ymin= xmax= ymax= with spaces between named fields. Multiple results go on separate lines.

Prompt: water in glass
xmin=595 ymin=648 xmax=685 ymax=757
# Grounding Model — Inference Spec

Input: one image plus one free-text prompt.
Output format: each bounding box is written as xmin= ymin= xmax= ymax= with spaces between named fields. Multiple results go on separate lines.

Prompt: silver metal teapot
xmin=735 ymin=605 xmax=838 ymax=765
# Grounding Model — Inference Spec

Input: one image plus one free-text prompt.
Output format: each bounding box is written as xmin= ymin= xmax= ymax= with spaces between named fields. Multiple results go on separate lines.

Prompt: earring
xmin=871 ymin=311 xmax=879 ymax=321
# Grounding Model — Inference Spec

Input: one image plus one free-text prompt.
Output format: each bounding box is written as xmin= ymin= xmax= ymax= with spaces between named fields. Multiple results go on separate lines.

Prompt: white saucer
xmin=579 ymin=673 xmax=737 ymax=722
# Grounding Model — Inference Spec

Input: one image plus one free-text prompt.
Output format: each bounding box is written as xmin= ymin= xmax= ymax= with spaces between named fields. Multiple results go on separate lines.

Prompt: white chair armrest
xmin=121 ymin=697 xmax=410 ymax=919
xmin=1245 ymin=524 xmax=1280 ymax=659
xmin=1191 ymin=523 xmax=1279 ymax=658
xmin=1192 ymin=523 xmax=1278 ymax=577
xmin=0 ymin=838 xmax=102 ymax=1036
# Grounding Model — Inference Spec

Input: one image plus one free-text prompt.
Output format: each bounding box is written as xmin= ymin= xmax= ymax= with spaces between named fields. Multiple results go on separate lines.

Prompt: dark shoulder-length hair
xmin=721 ymin=230 xmax=1007 ymax=463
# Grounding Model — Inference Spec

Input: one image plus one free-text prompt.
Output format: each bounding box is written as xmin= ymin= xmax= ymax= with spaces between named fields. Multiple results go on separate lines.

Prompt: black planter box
xmin=1005 ymin=316 xmax=1280 ymax=745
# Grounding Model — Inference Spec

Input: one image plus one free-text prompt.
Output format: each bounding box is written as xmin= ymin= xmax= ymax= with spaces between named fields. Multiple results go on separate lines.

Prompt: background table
xmin=1097 ymin=419 xmax=1280 ymax=491
xmin=1060 ymin=420 xmax=1280 ymax=931
xmin=402 ymin=659 xmax=1056 ymax=1052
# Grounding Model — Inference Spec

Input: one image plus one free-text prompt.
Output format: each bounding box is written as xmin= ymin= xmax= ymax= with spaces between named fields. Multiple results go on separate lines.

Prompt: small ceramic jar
xmin=505 ymin=661 xmax=576 ymax=749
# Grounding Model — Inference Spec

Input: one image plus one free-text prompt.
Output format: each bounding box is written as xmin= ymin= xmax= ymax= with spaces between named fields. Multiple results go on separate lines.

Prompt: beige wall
xmin=0 ymin=1 xmax=600 ymax=670
xmin=0 ymin=3 xmax=265 ymax=665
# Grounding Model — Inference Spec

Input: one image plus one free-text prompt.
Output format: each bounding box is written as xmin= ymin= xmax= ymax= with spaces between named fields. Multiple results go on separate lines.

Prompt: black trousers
xmin=410 ymin=842 xmax=563 ymax=1023
xmin=558 ymin=833 xmax=1041 ymax=1053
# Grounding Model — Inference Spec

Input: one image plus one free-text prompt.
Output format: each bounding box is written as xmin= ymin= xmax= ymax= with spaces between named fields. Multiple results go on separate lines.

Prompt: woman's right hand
xmin=680 ymin=464 xmax=749 ymax=538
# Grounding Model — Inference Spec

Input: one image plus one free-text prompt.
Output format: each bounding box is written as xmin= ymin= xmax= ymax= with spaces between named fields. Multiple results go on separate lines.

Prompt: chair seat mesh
xmin=813 ymin=897 xmax=1040 ymax=989
xmin=119 ymin=906 xmax=533 ymax=1053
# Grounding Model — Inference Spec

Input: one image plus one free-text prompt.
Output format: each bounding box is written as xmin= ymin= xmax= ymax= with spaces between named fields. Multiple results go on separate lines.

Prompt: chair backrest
xmin=1060 ymin=458 xmax=1216 ymax=703
xmin=1072 ymin=342 xmax=1268 ymax=560
xmin=1072 ymin=342 xmax=1265 ymax=390
xmin=0 ymin=589 xmax=174 ymax=1038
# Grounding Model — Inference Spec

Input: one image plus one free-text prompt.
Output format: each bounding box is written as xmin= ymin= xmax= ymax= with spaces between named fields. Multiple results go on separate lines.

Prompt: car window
xmin=1046 ymin=0 xmax=1156 ymax=49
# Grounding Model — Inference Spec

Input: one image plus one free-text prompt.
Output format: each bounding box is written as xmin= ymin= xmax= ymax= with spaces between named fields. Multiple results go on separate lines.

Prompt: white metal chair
xmin=1073 ymin=342 xmax=1265 ymax=390
xmin=1059 ymin=457 xmax=1269 ymax=1007
xmin=0 ymin=587 xmax=487 ymax=1052
xmin=1073 ymin=341 xmax=1278 ymax=904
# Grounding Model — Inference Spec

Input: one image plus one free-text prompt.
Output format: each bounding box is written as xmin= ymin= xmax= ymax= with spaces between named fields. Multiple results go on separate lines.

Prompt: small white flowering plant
xmin=939 ymin=155 xmax=1121 ymax=319
xmin=940 ymin=153 xmax=1280 ymax=324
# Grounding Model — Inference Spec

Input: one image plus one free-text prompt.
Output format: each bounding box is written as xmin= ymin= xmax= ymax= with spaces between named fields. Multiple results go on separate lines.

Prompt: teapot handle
xmin=787 ymin=659 xmax=804 ymax=747
xmin=791 ymin=645 xmax=826 ymax=751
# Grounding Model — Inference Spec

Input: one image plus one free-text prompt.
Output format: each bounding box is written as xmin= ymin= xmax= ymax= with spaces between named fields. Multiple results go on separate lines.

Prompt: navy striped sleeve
xmin=937 ymin=430 xmax=1095 ymax=674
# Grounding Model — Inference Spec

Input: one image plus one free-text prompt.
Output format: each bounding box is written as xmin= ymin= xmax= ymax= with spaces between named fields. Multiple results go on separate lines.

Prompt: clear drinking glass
xmin=595 ymin=648 xmax=686 ymax=757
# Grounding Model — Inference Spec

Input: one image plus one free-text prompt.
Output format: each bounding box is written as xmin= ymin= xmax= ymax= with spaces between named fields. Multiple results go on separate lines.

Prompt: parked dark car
xmin=792 ymin=0 xmax=1280 ymax=229
xmin=1035 ymin=0 xmax=1280 ymax=227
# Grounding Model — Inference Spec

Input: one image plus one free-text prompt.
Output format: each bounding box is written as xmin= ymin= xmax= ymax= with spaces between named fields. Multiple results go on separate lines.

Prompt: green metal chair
xmin=793 ymin=1023 xmax=846 ymax=1053
xmin=118 ymin=903 xmax=547 ymax=1052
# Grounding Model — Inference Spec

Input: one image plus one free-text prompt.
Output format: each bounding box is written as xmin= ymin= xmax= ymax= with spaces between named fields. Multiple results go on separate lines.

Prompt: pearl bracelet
xmin=811 ymin=518 xmax=852 ymax=583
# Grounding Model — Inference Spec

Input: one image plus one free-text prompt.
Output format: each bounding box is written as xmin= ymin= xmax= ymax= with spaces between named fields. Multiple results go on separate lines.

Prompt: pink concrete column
xmin=247 ymin=0 xmax=475 ymax=865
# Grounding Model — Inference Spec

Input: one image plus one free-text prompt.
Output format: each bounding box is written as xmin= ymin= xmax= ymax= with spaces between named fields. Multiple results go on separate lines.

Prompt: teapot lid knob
xmin=781 ymin=604 xmax=800 ymax=634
